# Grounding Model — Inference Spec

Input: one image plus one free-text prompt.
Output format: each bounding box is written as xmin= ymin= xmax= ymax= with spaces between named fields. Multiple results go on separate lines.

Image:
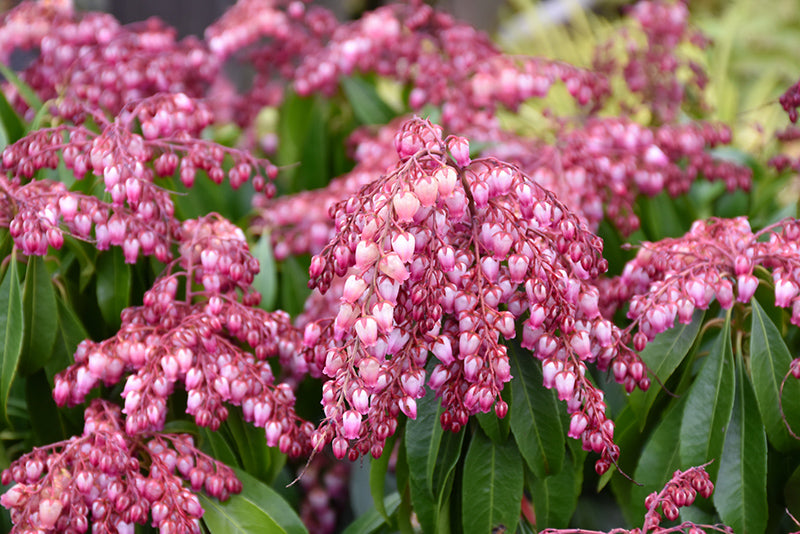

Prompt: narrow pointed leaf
xmin=341 ymin=76 xmax=396 ymax=125
xmin=96 ymin=248 xmax=131 ymax=328
xmin=405 ymin=388 xmax=464 ymax=533
xmin=0 ymin=63 xmax=43 ymax=112
xmin=631 ymin=398 xmax=686 ymax=518
xmin=0 ymin=254 xmax=24 ymax=424
xmin=529 ymin=450 xmax=583 ymax=528
xmin=749 ymin=298 xmax=800 ymax=451
xmin=370 ymin=431 xmax=398 ymax=521
xmin=20 ymin=256 xmax=58 ymax=375
xmin=680 ymin=314 xmax=735 ymax=480
xmin=0 ymin=90 xmax=24 ymax=143
xmin=714 ymin=359 xmax=768 ymax=534
xmin=342 ymin=493 xmax=401 ymax=534
xmin=200 ymin=467 xmax=307 ymax=534
xmin=629 ymin=309 xmax=703 ymax=426
xmin=251 ymin=232 xmax=277 ymax=311
xmin=509 ymin=343 xmax=564 ymax=477
xmin=462 ymin=429 xmax=524 ymax=534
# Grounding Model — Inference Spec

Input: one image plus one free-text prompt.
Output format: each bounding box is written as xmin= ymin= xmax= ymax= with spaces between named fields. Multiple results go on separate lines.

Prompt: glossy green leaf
xmin=631 ymin=398 xmax=686 ymax=518
xmin=63 ymin=237 xmax=97 ymax=293
xmin=680 ymin=314 xmax=735 ymax=480
xmin=714 ymin=358 xmax=768 ymax=534
xmin=278 ymin=257 xmax=311 ymax=317
xmin=462 ymin=429 xmax=524 ymax=534
xmin=0 ymin=253 xmax=24 ymax=425
xmin=200 ymin=428 xmax=240 ymax=468
xmin=342 ymin=493 xmax=401 ymax=534
xmin=95 ymin=248 xmax=131 ymax=329
xmin=25 ymin=370 xmax=69 ymax=444
xmin=224 ymin=409 xmax=284 ymax=484
xmin=629 ymin=309 xmax=704 ymax=427
xmin=0 ymin=63 xmax=43 ymax=113
xmin=509 ymin=343 xmax=564 ymax=478
xmin=200 ymin=467 xmax=307 ymax=534
xmin=20 ymin=256 xmax=58 ymax=375
xmin=749 ymin=298 xmax=800 ymax=451
xmin=251 ymin=232 xmax=277 ymax=311
xmin=0 ymin=90 xmax=24 ymax=144
xmin=529 ymin=450 xmax=582 ymax=528
xmin=341 ymin=76 xmax=396 ymax=125
xmin=405 ymin=388 xmax=464 ymax=533
xmin=370 ymin=431 xmax=398 ymax=521
xmin=48 ymin=296 xmax=88 ymax=378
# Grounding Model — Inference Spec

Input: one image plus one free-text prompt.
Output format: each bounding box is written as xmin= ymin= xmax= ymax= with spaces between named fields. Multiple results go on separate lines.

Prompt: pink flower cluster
xmin=0 ymin=93 xmax=277 ymax=262
xmin=53 ymin=215 xmax=313 ymax=456
xmin=0 ymin=400 xmax=241 ymax=534
xmin=0 ymin=3 xmax=218 ymax=122
xmin=595 ymin=0 xmax=710 ymax=123
xmin=488 ymin=118 xmax=750 ymax=234
xmin=601 ymin=217 xmax=800 ymax=343
xmin=298 ymin=117 xmax=646 ymax=473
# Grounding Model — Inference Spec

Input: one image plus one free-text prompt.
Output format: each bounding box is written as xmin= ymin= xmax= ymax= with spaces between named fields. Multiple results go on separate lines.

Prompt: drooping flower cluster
xmin=294 ymin=454 xmax=350 ymax=534
xmin=292 ymin=2 xmax=609 ymax=134
xmin=600 ymin=217 xmax=800 ymax=345
xmin=53 ymin=215 xmax=313 ymax=457
xmin=0 ymin=400 xmax=241 ymax=534
xmin=487 ymin=118 xmax=750 ymax=234
xmin=0 ymin=1 xmax=219 ymax=122
xmin=595 ymin=0 xmax=710 ymax=124
xmin=769 ymin=78 xmax=800 ymax=172
xmin=541 ymin=464 xmax=726 ymax=534
xmin=299 ymin=117 xmax=647 ymax=473
xmin=0 ymin=93 xmax=277 ymax=262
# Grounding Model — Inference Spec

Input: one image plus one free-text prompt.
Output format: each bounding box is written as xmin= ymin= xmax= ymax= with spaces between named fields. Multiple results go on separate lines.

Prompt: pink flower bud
xmin=342 ymin=275 xmax=368 ymax=303
xmin=555 ymin=371 xmax=576 ymax=401
xmin=358 ymin=357 xmax=381 ymax=388
xmin=612 ymin=360 xmax=628 ymax=383
xmin=38 ymin=498 xmax=63 ymax=529
xmin=107 ymin=216 xmax=126 ymax=246
xmin=737 ymin=274 xmax=758 ymax=303
xmin=568 ymin=413 xmax=589 ymax=438
xmin=644 ymin=145 xmax=668 ymax=167
xmin=332 ymin=437 xmax=348 ymax=459
xmin=355 ymin=241 xmax=380 ymax=269
xmin=379 ymin=253 xmax=410 ymax=282
xmin=414 ymin=175 xmax=438 ymax=207
xmin=448 ymin=137 xmax=470 ymax=167
xmin=459 ymin=331 xmax=481 ymax=357
xmin=371 ymin=301 xmax=394 ymax=332
xmin=401 ymin=370 xmax=424 ymax=397
xmin=265 ymin=421 xmax=281 ymax=447
xmin=342 ymin=410 xmax=362 ymax=439
xmin=428 ymin=365 xmax=450 ymax=389
xmin=355 ymin=316 xmax=379 ymax=347
xmin=775 ymin=278 xmax=798 ymax=308
xmin=58 ymin=194 xmax=78 ymax=221
xmin=351 ymin=387 xmax=370 ymax=414
xmin=122 ymin=238 xmax=140 ymax=264
xmin=392 ymin=191 xmax=420 ymax=222
xmin=398 ymin=396 xmax=417 ymax=419
xmin=432 ymin=336 xmax=454 ymax=365
xmin=464 ymin=355 xmax=481 ymax=381
xmin=433 ymin=166 xmax=458 ymax=198
xmin=391 ymin=232 xmax=416 ymax=263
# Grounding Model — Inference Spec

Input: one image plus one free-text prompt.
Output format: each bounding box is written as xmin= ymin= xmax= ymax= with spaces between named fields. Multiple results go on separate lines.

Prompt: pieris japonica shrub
xmin=0 ymin=0 xmax=797 ymax=532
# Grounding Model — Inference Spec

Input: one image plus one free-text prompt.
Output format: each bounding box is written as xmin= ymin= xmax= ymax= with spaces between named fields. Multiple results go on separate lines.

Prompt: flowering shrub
xmin=0 ymin=0 xmax=798 ymax=533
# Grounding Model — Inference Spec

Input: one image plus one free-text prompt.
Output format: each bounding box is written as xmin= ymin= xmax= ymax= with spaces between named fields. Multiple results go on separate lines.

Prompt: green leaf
xmin=680 ymin=313 xmax=735 ymax=480
xmin=0 ymin=63 xmax=44 ymax=113
xmin=200 ymin=428 xmax=240 ymax=468
xmin=251 ymin=232 xmax=278 ymax=311
xmin=20 ymin=256 xmax=58 ymax=375
xmin=25 ymin=369 xmax=69 ymax=444
xmin=529 ymin=450 xmax=582 ymax=528
xmin=0 ymin=90 xmax=24 ymax=143
xmin=95 ymin=248 xmax=131 ymax=329
xmin=48 ymin=296 xmax=88 ymax=377
xmin=509 ymin=343 xmax=564 ymax=478
xmin=0 ymin=252 xmax=24 ymax=425
xmin=63 ymin=237 xmax=96 ymax=293
xmin=462 ymin=429 xmax=524 ymax=534
xmin=223 ymin=409 xmax=285 ymax=484
xmin=342 ymin=493 xmax=401 ymax=534
xmin=341 ymin=76 xmax=396 ymax=125
xmin=405 ymin=388 xmax=464 ymax=533
xmin=629 ymin=309 xmax=704 ymax=427
xmin=370 ymin=431 xmax=398 ymax=521
xmin=631 ymin=398 xmax=686 ymax=518
xmin=749 ymin=298 xmax=800 ymax=451
xmin=714 ymin=357 xmax=768 ymax=534
xmin=278 ymin=257 xmax=311 ymax=317
xmin=200 ymin=467 xmax=307 ymax=534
